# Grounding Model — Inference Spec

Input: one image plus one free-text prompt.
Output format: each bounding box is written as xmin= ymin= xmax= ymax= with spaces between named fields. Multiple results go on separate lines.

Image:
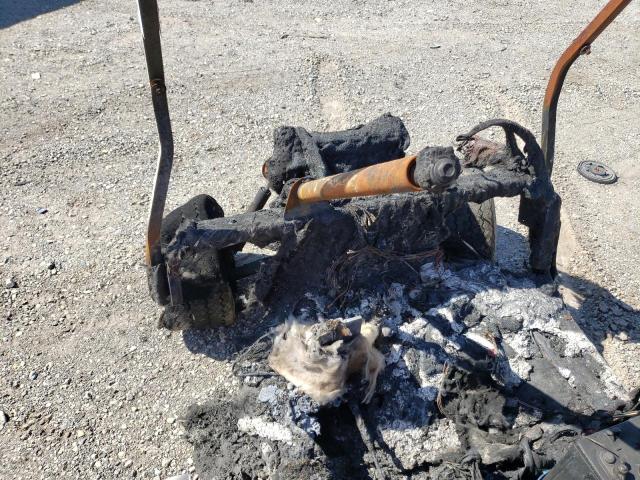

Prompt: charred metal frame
xmin=136 ymin=0 xmax=631 ymax=319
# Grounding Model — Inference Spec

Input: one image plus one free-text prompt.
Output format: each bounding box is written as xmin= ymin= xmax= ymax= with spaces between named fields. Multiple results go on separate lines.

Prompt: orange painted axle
xmin=285 ymin=155 xmax=421 ymax=212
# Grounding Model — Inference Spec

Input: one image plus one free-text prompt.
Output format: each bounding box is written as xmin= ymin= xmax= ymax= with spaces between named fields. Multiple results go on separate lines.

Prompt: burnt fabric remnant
xmin=183 ymin=263 xmax=631 ymax=480
xmin=263 ymin=113 xmax=410 ymax=193
xmin=268 ymin=319 xmax=384 ymax=405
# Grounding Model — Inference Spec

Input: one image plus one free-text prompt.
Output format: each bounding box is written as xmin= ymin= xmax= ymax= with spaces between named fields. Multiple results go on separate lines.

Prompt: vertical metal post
xmin=137 ymin=0 xmax=174 ymax=266
xmin=541 ymin=0 xmax=631 ymax=174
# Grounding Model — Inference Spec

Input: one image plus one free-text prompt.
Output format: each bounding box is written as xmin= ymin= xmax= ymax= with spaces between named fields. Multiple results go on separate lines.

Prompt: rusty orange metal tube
xmin=286 ymin=156 xmax=420 ymax=211
xmin=541 ymin=0 xmax=631 ymax=174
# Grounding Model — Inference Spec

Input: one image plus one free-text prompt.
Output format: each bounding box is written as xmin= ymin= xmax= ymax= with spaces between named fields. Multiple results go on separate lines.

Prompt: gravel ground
xmin=1 ymin=0 xmax=638 ymax=478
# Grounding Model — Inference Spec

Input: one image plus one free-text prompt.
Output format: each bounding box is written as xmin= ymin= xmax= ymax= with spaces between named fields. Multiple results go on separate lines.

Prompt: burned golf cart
xmin=149 ymin=113 xmax=561 ymax=330
xmin=140 ymin=31 xmax=563 ymax=331
xmin=136 ymin=0 xmax=638 ymax=479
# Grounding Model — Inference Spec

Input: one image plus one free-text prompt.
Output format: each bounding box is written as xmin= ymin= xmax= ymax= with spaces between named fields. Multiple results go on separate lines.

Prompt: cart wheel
xmin=444 ymin=199 xmax=496 ymax=262
xmin=159 ymin=194 xmax=236 ymax=330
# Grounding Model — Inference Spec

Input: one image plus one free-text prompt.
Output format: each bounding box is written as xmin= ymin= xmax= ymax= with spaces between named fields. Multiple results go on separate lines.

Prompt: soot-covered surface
xmin=182 ymin=262 xmax=629 ymax=479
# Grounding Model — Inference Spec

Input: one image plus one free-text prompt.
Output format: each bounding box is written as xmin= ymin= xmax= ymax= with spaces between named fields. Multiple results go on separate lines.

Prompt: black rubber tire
xmin=160 ymin=193 xmax=225 ymax=248
xmin=159 ymin=194 xmax=236 ymax=329
xmin=444 ymin=199 xmax=496 ymax=261
xmin=186 ymin=283 xmax=236 ymax=329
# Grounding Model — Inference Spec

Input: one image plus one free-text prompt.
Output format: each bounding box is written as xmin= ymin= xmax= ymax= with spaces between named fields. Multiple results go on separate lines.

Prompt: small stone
xmin=117 ymin=451 xmax=126 ymax=459
xmin=76 ymin=429 xmax=85 ymax=437
xmin=4 ymin=278 xmax=17 ymax=289
xmin=430 ymin=44 xmax=441 ymax=49
xmin=161 ymin=458 xmax=172 ymax=468
xmin=558 ymin=367 xmax=571 ymax=379
xmin=29 ymin=371 xmax=38 ymax=381
xmin=36 ymin=207 xmax=48 ymax=214
xmin=31 ymin=72 xmax=41 ymax=80
xmin=381 ymin=326 xmax=392 ymax=337
xmin=165 ymin=474 xmax=189 ymax=480
xmin=124 ymin=459 xmax=133 ymax=468
xmin=40 ymin=260 xmax=56 ymax=270
xmin=0 ymin=410 xmax=8 ymax=429
xmin=166 ymin=417 xmax=176 ymax=425
xmin=257 ymin=385 xmax=279 ymax=403
xmin=524 ymin=425 xmax=543 ymax=441
xmin=617 ymin=331 xmax=629 ymax=342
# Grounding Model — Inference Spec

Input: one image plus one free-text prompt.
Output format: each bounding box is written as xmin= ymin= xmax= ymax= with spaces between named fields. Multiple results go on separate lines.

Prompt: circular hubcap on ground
xmin=577 ymin=161 xmax=617 ymax=184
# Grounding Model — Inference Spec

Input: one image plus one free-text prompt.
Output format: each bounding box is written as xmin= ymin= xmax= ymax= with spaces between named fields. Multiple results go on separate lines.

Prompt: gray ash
xmin=183 ymin=262 xmax=628 ymax=479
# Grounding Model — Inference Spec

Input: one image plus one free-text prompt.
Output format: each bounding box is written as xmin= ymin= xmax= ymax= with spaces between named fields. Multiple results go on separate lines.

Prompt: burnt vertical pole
xmin=541 ymin=0 xmax=631 ymax=174
xmin=137 ymin=0 xmax=174 ymax=267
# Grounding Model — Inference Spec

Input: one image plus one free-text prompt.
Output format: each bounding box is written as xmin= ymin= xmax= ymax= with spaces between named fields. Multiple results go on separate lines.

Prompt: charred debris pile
xmin=131 ymin=2 xmax=640 ymax=476
xmin=151 ymin=115 xmax=635 ymax=479
xmin=183 ymin=262 xmax=633 ymax=479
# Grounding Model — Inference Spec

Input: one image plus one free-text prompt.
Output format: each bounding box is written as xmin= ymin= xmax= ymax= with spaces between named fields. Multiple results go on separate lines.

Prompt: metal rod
xmin=247 ymin=186 xmax=272 ymax=213
xmin=137 ymin=0 xmax=175 ymax=266
xmin=541 ymin=0 xmax=631 ymax=174
xmin=285 ymin=156 xmax=420 ymax=212
xmin=233 ymin=186 xmax=273 ymax=253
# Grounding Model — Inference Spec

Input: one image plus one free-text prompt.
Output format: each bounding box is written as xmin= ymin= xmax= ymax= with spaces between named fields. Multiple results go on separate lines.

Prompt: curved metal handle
xmin=541 ymin=0 xmax=631 ymax=174
xmin=137 ymin=0 xmax=174 ymax=266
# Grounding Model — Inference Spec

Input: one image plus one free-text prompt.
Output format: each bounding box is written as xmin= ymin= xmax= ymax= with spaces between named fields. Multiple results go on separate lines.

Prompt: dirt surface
xmin=1 ymin=0 xmax=639 ymax=479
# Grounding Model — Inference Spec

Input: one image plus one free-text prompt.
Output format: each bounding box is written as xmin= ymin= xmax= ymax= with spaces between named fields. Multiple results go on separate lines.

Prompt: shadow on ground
xmin=0 ymin=0 xmax=81 ymax=29
xmin=496 ymin=224 xmax=640 ymax=355
xmin=182 ymin=304 xmax=279 ymax=361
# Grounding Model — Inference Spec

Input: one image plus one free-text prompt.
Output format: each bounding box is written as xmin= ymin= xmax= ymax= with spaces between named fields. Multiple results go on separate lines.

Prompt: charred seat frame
xmin=136 ymin=0 xmax=632 ymax=329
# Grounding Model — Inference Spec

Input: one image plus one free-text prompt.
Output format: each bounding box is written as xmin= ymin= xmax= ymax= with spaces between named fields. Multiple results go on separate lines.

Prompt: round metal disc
xmin=577 ymin=161 xmax=617 ymax=184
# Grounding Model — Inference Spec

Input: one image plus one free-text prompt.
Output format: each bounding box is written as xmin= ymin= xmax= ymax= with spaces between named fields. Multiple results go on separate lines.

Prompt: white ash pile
xmin=183 ymin=262 xmax=630 ymax=479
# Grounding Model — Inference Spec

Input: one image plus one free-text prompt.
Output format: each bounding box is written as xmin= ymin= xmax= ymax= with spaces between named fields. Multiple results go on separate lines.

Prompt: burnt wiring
xmin=231 ymin=332 xmax=277 ymax=378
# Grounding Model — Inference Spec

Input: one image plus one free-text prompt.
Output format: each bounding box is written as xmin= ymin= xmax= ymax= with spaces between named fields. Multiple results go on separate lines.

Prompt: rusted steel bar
xmin=138 ymin=0 xmax=175 ymax=266
xmin=285 ymin=156 xmax=420 ymax=211
xmin=298 ymin=155 xmax=420 ymax=200
xmin=541 ymin=0 xmax=631 ymax=174
xmin=285 ymin=147 xmax=462 ymax=213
